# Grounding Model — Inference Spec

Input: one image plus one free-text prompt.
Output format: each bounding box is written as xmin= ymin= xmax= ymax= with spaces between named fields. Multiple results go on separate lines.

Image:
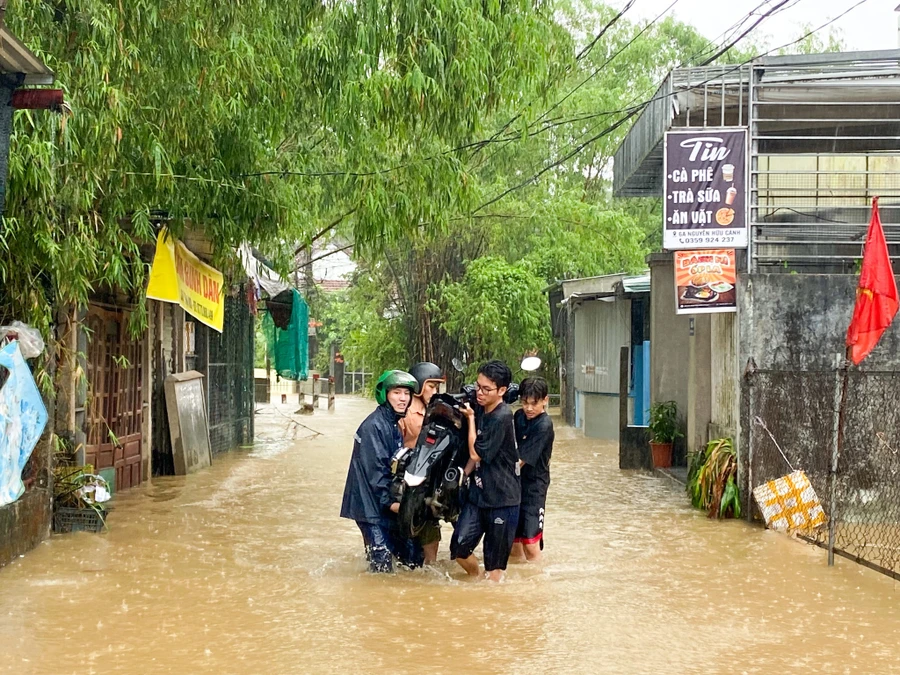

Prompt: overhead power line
xmin=468 ymin=0 xmax=873 ymax=213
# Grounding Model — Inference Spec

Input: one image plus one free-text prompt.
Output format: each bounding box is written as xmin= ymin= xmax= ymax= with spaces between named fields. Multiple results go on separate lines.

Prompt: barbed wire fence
xmin=748 ymin=366 xmax=900 ymax=580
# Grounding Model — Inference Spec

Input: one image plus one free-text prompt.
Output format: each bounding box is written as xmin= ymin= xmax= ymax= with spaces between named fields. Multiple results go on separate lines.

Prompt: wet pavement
xmin=3 ymin=397 xmax=900 ymax=674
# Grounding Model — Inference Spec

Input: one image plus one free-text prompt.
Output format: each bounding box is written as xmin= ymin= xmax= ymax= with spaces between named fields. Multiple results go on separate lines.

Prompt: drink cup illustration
xmin=722 ymin=164 xmax=735 ymax=182
xmin=725 ymin=186 xmax=737 ymax=205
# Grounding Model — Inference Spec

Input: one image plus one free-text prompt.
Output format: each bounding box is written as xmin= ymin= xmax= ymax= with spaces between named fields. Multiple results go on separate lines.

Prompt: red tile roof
xmin=317 ymin=279 xmax=350 ymax=292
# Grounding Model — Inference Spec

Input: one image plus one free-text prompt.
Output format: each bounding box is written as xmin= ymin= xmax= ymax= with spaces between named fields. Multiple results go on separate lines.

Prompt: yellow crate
xmin=753 ymin=470 xmax=826 ymax=532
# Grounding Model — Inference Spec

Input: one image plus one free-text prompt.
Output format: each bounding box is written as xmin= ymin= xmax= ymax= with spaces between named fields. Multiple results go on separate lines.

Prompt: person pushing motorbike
xmin=399 ymin=362 xmax=445 ymax=448
xmin=398 ymin=362 xmax=446 ymax=564
xmin=340 ymin=370 xmax=423 ymax=573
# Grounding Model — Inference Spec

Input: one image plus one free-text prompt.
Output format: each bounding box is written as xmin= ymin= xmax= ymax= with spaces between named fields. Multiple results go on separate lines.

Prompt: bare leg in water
xmin=456 ymin=554 xmax=480 ymax=577
xmin=423 ymin=541 xmax=439 ymax=565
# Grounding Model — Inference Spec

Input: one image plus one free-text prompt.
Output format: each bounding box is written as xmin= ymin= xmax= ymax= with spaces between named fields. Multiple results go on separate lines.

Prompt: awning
xmin=0 ymin=24 xmax=54 ymax=85
xmin=621 ymin=274 xmax=651 ymax=295
xmin=239 ymin=243 xmax=292 ymax=299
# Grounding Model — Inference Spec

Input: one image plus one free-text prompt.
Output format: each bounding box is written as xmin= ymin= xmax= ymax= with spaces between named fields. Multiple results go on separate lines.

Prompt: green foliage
xmin=322 ymin=275 xmax=408 ymax=382
xmin=687 ymin=437 xmax=741 ymax=519
xmin=309 ymin=2 xmax=718 ymax=383
xmin=778 ymin=25 xmax=845 ymax=56
xmin=648 ymin=400 xmax=682 ymax=444
xmin=254 ymin=316 xmax=267 ymax=369
xmin=2 ymin=0 xmax=562 ymax=342
xmin=430 ymin=256 xmax=552 ymax=376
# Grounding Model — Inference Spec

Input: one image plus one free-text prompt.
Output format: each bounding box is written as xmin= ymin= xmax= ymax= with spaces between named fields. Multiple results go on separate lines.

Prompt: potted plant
xmin=648 ymin=400 xmax=682 ymax=468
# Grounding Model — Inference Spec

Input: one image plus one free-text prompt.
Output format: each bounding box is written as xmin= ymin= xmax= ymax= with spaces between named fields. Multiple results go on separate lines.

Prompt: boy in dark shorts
xmin=511 ymin=376 xmax=554 ymax=563
xmin=450 ymin=360 xmax=520 ymax=582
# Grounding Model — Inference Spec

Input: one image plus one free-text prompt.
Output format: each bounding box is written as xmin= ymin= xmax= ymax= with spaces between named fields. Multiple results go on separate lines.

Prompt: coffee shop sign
xmin=663 ymin=128 xmax=747 ymax=250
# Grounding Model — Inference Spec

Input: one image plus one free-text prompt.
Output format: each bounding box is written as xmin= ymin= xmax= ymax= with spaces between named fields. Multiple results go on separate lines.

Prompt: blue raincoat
xmin=340 ymin=404 xmax=403 ymax=527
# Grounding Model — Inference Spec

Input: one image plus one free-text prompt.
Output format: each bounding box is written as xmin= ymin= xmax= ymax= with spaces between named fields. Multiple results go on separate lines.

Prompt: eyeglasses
xmin=475 ymin=384 xmax=497 ymax=394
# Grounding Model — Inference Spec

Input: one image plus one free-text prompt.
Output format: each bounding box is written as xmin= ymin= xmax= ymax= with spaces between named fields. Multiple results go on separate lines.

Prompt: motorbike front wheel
xmin=399 ymin=485 xmax=430 ymax=539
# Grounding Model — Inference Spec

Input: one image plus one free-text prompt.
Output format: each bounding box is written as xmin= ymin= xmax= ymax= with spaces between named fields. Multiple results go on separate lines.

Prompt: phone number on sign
xmin=671 ymin=230 xmax=744 ymax=247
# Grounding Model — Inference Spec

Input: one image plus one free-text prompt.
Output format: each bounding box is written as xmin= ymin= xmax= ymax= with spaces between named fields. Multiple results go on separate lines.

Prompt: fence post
xmin=828 ymin=354 xmax=850 ymax=567
xmin=312 ymin=373 xmax=320 ymax=408
xmin=328 ymin=377 xmax=335 ymax=412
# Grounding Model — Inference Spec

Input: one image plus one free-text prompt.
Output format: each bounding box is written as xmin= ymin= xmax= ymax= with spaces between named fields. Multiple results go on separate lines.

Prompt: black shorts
xmin=514 ymin=498 xmax=546 ymax=549
xmin=418 ymin=520 xmax=442 ymax=546
xmin=450 ymin=501 xmax=519 ymax=572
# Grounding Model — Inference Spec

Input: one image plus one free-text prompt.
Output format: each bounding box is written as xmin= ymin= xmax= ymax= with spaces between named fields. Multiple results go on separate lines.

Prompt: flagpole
xmin=828 ymin=350 xmax=850 ymax=567
xmin=832 ymin=196 xmax=895 ymax=566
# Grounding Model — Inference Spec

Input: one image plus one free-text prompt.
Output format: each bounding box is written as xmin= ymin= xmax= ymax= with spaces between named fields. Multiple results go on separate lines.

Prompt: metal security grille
xmin=616 ymin=52 xmax=900 ymax=271
xmin=749 ymin=366 xmax=900 ymax=580
xmin=196 ymin=292 xmax=255 ymax=454
xmin=748 ymin=54 xmax=900 ymax=272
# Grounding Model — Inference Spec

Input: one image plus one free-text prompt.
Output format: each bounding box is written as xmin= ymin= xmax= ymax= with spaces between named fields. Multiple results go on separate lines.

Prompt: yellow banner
xmin=146 ymin=229 xmax=225 ymax=332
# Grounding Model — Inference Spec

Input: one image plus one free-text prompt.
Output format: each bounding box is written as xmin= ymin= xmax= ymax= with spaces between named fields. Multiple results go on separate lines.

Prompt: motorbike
xmin=393 ymin=357 xmax=540 ymax=539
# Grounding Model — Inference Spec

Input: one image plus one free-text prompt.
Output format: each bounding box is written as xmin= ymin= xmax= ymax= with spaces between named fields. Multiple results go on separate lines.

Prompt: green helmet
xmin=374 ymin=370 xmax=417 ymax=405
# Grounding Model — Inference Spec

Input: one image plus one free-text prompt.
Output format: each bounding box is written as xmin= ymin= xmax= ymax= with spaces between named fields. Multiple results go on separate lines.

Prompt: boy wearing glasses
xmin=451 ymin=360 xmax=520 ymax=582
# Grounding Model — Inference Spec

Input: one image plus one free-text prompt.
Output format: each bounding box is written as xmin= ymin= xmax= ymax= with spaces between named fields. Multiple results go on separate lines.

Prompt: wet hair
xmin=519 ymin=377 xmax=548 ymax=402
xmin=478 ymin=360 xmax=512 ymax=390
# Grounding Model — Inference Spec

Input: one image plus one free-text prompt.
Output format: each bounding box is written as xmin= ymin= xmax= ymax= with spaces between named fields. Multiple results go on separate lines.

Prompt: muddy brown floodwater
xmin=3 ymin=398 xmax=900 ymax=674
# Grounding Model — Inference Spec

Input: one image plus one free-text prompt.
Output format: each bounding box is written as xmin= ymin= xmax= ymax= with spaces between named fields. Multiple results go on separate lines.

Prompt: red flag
xmin=846 ymin=197 xmax=898 ymax=365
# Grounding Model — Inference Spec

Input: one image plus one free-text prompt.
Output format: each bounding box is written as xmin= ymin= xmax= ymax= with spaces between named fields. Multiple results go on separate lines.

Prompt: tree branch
xmin=293 ymin=207 xmax=357 ymax=256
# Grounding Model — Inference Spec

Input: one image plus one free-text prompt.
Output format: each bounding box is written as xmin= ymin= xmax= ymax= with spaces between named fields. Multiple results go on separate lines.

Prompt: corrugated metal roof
xmin=613 ymin=49 xmax=900 ymax=198
xmin=558 ymin=272 xmax=650 ymax=301
xmin=0 ymin=24 xmax=54 ymax=85
xmin=622 ymin=274 xmax=651 ymax=295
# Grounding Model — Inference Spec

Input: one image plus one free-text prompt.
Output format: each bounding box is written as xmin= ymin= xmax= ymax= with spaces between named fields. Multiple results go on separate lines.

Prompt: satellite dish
xmin=521 ymin=356 xmax=542 ymax=372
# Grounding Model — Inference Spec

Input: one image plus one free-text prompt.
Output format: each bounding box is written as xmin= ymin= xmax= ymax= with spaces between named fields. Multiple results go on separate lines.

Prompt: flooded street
xmin=3 ymin=398 xmax=900 ymax=674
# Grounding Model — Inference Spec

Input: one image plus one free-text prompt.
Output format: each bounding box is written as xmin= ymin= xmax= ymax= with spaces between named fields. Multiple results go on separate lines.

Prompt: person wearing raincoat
xmin=340 ymin=370 xmax=423 ymax=572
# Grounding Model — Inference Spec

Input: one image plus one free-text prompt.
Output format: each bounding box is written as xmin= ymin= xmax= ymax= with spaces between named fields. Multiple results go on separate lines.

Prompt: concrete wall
xmin=0 ymin=488 xmax=51 ymax=567
xmin=584 ymin=393 xmax=626 ymax=440
xmin=687 ymin=315 xmax=712 ymax=455
xmin=736 ymin=273 xmax=900 ymax=513
xmin=648 ymin=253 xmax=691 ymax=462
xmin=710 ymin=312 xmax=740 ymax=442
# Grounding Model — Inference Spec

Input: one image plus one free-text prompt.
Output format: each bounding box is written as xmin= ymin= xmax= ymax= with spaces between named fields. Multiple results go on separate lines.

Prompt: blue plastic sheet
xmin=0 ymin=341 xmax=49 ymax=506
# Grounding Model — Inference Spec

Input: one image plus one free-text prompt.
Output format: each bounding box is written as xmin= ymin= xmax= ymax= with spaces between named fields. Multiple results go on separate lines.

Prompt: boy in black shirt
xmin=511 ymin=377 xmax=554 ymax=563
xmin=450 ymin=360 xmax=520 ymax=582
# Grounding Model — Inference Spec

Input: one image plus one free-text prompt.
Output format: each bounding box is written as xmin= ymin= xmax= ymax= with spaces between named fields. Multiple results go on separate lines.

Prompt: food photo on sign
xmin=674 ymin=249 xmax=737 ymax=315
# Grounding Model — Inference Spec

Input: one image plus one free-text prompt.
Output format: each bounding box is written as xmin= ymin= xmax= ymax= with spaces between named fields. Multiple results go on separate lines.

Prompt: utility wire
xmin=533 ymin=0 xmax=681 ymax=128
xmin=696 ymin=0 xmax=792 ymax=66
xmin=469 ymin=0 xmax=872 ymax=213
xmin=682 ymin=0 xmax=801 ymax=65
xmin=469 ymin=0 xmax=640 ymax=161
xmin=467 ymin=0 xmax=683 ymax=181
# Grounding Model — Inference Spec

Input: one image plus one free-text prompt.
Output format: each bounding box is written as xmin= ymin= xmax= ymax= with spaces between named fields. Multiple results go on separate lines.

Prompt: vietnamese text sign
xmin=146 ymin=229 xmax=225 ymax=332
xmin=674 ymin=249 xmax=737 ymax=315
xmin=664 ymin=128 xmax=747 ymax=250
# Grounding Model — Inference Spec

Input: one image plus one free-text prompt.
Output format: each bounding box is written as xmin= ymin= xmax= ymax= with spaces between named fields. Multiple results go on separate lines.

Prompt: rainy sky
xmin=633 ymin=0 xmax=898 ymax=52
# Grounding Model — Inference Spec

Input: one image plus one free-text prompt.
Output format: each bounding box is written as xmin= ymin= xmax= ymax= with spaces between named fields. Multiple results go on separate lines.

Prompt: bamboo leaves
xmin=3 ymin=0 xmax=558 ymax=338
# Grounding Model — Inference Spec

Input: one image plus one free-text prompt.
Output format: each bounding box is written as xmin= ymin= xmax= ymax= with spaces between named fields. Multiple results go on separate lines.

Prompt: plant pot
xmin=650 ymin=441 xmax=673 ymax=469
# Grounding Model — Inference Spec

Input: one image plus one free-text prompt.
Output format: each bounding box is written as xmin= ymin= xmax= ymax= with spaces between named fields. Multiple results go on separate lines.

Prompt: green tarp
xmin=263 ymin=289 xmax=309 ymax=381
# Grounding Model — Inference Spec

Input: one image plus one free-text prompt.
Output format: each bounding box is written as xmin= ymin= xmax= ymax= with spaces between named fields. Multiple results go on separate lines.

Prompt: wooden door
xmin=84 ymin=306 xmax=145 ymax=491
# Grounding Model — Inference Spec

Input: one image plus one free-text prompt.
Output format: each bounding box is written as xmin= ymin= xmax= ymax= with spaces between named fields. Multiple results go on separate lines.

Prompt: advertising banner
xmin=674 ymin=249 xmax=737 ymax=315
xmin=146 ymin=229 xmax=225 ymax=332
xmin=664 ymin=128 xmax=747 ymax=250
